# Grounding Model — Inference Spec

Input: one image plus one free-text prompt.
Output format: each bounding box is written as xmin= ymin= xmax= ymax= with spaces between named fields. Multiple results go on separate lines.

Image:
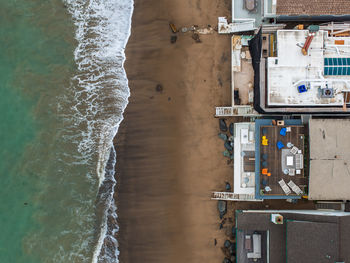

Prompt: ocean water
xmin=0 ymin=0 xmax=133 ymax=262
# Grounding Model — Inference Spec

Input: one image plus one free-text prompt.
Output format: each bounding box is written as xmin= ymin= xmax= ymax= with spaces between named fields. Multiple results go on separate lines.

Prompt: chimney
xmin=271 ymin=214 xmax=283 ymax=224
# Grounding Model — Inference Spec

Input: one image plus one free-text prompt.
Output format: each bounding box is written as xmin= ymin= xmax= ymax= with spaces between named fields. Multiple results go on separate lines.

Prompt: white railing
xmin=216 ymin=107 xmax=234 ymax=116
xmin=215 ymin=106 xmax=259 ymax=117
xmin=211 ymin=191 xmax=262 ymax=201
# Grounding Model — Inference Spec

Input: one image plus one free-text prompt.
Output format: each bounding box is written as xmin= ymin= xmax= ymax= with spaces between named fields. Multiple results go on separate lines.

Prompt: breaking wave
xmin=62 ymin=0 xmax=133 ymax=262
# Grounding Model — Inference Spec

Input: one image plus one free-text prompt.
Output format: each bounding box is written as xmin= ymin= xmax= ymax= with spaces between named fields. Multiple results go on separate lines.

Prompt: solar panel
xmin=324 ymin=58 xmax=350 ymax=75
xmin=338 ymin=58 xmax=342 ymax=65
xmin=324 ymin=67 xmax=329 ymax=75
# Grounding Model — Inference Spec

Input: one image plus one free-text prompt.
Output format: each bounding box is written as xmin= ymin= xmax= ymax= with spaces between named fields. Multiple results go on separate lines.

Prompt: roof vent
xmin=320 ymin=88 xmax=334 ymax=98
xmin=271 ymin=214 xmax=283 ymax=224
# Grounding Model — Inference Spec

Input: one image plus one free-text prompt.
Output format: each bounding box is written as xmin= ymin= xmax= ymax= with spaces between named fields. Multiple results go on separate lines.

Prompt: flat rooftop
xmin=236 ymin=210 xmax=350 ymax=263
xmin=267 ymin=30 xmax=350 ymax=107
xmin=255 ymin=119 xmax=306 ymax=199
xmin=232 ymin=0 xmax=263 ymax=25
xmin=309 ymin=118 xmax=350 ymax=200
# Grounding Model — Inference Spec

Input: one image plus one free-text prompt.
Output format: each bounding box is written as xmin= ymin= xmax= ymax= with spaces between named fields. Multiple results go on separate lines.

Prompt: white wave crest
xmin=62 ymin=0 xmax=134 ymax=262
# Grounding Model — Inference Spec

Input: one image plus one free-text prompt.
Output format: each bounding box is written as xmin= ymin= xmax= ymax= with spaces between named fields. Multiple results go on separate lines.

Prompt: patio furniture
xmin=277 ymin=141 xmax=284 ymax=149
xmin=278 ymin=179 xmax=291 ymax=195
xmin=262 ymin=136 xmax=268 ymax=146
xmin=290 ymin=146 xmax=298 ymax=155
xmin=262 ymin=168 xmax=271 ymax=177
xmin=280 ymin=127 xmax=287 ymax=136
xmin=295 ymin=153 xmax=304 ymax=169
xmin=288 ymin=168 xmax=295 ymax=176
xmin=288 ymin=180 xmax=303 ymax=195
xmin=265 ymin=186 xmax=272 ymax=192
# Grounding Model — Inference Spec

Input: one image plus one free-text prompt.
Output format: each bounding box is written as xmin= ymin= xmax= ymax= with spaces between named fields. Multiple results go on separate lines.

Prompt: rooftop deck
xmin=255 ymin=119 xmax=307 ymax=199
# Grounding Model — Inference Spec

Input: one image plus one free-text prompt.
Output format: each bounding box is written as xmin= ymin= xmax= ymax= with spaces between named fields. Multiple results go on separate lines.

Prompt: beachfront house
xmin=235 ymin=209 xmax=350 ymax=263
xmin=213 ymin=118 xmax=350 ymax=202
xmin=215 ymin=0 xmax=350 ymax=116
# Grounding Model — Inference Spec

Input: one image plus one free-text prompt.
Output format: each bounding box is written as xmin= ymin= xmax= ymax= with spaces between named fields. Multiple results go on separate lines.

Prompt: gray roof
xmin=286 ymin=220 xmax=339 ymax=263
xmin=309 ymin=119 xmax=350 ymax=200
xmin=236 ymin=210 xmax=350 ymax=263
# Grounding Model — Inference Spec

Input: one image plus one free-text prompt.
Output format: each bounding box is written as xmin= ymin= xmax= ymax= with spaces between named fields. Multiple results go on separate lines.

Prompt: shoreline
xmin=115 ymin=0 xmax=233 ymax=262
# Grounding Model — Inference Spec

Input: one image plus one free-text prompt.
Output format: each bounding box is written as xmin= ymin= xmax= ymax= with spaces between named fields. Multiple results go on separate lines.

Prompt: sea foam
xmin=63 ymin=0 xmax=134 ymax=262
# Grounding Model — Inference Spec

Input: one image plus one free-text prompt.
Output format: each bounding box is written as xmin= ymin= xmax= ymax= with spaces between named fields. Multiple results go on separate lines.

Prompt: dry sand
xmin=114 ymin=0 xmax=314 ymax=262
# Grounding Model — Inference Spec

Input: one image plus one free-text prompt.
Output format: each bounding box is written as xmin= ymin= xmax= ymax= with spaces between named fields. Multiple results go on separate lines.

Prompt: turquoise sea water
xmin=0 ymin=0 xmax=133 ymax=262
xmin=0 ymin=1 xmax=76 ymax=262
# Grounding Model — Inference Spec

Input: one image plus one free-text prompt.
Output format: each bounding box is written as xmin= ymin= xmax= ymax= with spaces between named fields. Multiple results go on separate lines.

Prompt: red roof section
xmin=276 ymin=0 xmax=350 ymax=15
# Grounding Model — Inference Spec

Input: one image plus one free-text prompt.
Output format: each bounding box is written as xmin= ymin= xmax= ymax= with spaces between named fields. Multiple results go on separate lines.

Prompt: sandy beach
xmin=114 ymin=0 xmax=317 ymax=262
xmin=114 ymin=0 xmax=234 ymax=262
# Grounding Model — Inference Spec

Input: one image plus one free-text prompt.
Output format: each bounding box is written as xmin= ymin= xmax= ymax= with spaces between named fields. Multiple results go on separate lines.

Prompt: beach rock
xmin=223 ymin=258 xmax=232 ymax=263
xmin=229 ymin=123 xmax=233 ymax=136
xmin=170 ymin=35 xmax=177 ymax=44
xmin=218 ymin=200 xmax=227 ymax=219
xmin=219 ymin=119 xmax=228 ymax=132
xmin=223 ymin=150 xmax=231 ymax=158
xmin=218 ymin=133 xmax=228 ymax=141
xmin=224 ymin=240 xmax=231 ymax=248
xmin=225 ymin=226 xmax=232 ymax=237
xmin=234 ymin=90 xmax=241 ymax=105
xmin=156 ymin=84 xmax=163 ymax=93
xmin=192 ymin=33 xmax=201 ymax=43
xmin=225 ymin=182 xmax=231 ymax=191
xmin=224 ymin=141 xmax=233 ymax=152
xmin=232 ymin=228 xmax=236 ymax=240
xmin=229 ymin=243 xmax=236 ymax=256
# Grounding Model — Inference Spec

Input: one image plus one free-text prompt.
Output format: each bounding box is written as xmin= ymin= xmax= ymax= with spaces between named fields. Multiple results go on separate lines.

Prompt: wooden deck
xmin=259 ymin=125 xmax=307 ymax=196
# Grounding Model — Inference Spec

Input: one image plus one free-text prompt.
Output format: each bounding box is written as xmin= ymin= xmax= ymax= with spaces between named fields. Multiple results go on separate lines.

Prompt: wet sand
xmin=115 ymin=0 xmax=234 ymax=262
